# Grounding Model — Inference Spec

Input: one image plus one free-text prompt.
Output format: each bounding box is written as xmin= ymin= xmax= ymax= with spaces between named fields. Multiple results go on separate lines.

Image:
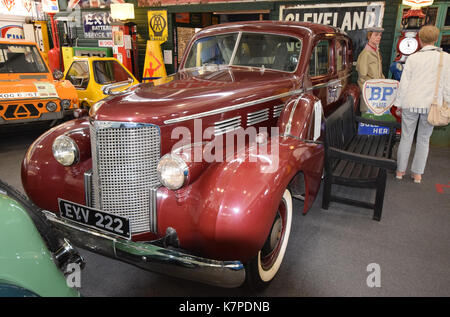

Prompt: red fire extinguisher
xmin=47 ymin=12 xmax=62 ymax=72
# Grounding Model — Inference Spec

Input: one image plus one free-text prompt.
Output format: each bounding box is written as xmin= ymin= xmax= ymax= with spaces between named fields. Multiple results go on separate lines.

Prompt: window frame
xmin=65 ymin=61 xmax=90 ymax=90
xmin=335 ymin=39 xmax=347 ymax=72
xmin=92 ymin=60 xmax=133 ymax=85
xmin=309 ymin=38 xmax=332 ymax=78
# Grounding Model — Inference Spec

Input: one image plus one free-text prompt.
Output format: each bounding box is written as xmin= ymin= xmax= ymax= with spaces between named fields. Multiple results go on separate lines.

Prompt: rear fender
xmin=343 ymin=83 xmax=360 ymax=113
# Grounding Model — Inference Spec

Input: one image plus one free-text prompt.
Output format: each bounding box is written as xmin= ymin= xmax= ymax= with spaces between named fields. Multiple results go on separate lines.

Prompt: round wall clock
xmin=399 ymin=37 xmax=419 ymax=55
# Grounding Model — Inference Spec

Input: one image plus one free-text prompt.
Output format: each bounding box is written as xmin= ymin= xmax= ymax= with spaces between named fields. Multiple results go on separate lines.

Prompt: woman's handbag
xmin=428 ymin=101 xmax=449 ymax=126
xmin=428 ymin=52 xmax=450 ymax=126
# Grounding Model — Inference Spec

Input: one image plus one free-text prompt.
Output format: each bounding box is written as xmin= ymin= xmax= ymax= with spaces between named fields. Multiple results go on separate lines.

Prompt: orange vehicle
xmin=0 ymin=39 xmax=78 ymax=125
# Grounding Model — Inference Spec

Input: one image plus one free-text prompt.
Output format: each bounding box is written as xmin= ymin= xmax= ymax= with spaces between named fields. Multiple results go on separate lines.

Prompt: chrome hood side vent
xmin=273 ymin=104 xmax=285 ymax=118
xmin=214 ymin=116 xmax=242 ymax=136
xmin=247 ymin=108 xmax=269 ymax=126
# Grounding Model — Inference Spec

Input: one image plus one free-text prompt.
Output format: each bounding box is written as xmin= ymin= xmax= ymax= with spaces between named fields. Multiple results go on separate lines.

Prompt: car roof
xmin=72 ymin=56 xmax=118 ymax=61
xmin=198 ymin=20 xmax=345 ymax=38
xmin=0 ymin=38 xmax=39 ymax=46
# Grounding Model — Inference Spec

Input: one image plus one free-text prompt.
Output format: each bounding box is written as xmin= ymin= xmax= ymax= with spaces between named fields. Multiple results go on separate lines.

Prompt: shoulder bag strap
xmin=433 ymin=52 xmax=444 ymax=105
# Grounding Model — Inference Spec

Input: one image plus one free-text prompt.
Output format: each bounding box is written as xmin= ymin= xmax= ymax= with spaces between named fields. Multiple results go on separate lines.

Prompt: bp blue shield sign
xmin=359 ymin=79 xmax=399 ymax=135
xmin=363 ymin=79 xmax=399 ymax=116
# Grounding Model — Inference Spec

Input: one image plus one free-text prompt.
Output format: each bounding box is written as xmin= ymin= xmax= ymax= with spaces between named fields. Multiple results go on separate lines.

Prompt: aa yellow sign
xmin=148 ymin=10 xmax=168 ymax=43
xmin=142 ymin=41 xmax=167 ymax=83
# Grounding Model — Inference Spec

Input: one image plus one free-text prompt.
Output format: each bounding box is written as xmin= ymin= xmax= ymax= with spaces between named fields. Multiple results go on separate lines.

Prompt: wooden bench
xmin=322 ymin=99 xmax=400 ymax=221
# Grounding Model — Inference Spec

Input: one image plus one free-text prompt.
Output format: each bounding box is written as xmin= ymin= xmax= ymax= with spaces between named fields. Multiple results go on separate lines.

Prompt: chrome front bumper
xmin=42 ymin=210 xmax=246 ymax=288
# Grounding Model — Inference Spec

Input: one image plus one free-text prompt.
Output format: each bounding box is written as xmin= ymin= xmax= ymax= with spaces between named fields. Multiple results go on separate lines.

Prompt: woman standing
xmin=356 ymin=27 xmax=385 ymax=113
xmin=395 ymin=25 xmax=450 ymax=183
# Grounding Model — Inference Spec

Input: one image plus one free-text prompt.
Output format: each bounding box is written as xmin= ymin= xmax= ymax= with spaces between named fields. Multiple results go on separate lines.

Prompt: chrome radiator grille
xmin=89 ymin=121 xmax=160 ymax=234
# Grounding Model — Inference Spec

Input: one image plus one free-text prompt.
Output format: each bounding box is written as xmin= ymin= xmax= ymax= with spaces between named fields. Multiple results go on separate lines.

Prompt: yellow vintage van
xmin=0 ymin=39 xmax=78 ymax=125
xmin=64 ymin=56 xmax=139 ymax=108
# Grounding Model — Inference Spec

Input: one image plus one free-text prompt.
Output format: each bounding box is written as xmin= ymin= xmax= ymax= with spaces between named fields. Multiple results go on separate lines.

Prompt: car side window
xmin=66 ymin=61 xmax=89 ymax=89
xmin=309 ymin=40 xmax=330 ymax=77
xmin=93 ymin=60 xmax=133 ymax=85
xmin=335 ymin=40 xmax=346 ymax=72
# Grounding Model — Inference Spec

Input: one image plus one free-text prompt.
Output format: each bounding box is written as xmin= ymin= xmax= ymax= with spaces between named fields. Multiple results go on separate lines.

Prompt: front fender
xmin=54 ymin=80 xmax=79 ymax=108
xmin=277 ymin=92 xmax=324 ymax=207
xmin=278 ymin=93 xmax=320 ymax=139
xmin=158 ymin=136 xmax=323 ymax=262
xmin=22 ymin=118 xmax=91 ymax=213
xmin=0 ymin=185 xmax=79 ymax=297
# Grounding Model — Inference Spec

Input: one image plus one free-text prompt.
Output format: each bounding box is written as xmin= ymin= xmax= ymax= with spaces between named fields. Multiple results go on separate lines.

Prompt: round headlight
xmin=52 ymin=135 xmax=79 ymax=166
xmin=157 ymin=154 xmax=188 ymax=190
xmin=46 ymin=101 xmax=57 ymax=112
xmin=61 ymin=99 xmax=71 ymax=109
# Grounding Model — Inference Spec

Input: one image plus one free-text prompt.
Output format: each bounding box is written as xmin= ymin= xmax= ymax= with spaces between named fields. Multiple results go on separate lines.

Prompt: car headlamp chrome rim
xmin=46 ymin=101 xmax=57 ymax=112
xmin=52 ymin=135 xmax=79 ymax=166
xmin=157 ymin=154 xmax=188 ymax=190
xmin=61 ymin=99 xmax=71 ymax=109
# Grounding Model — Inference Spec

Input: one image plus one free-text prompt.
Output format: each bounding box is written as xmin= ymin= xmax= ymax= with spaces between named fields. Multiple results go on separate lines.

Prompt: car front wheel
xmin=245 ymin=189 xmax=293 ymax=290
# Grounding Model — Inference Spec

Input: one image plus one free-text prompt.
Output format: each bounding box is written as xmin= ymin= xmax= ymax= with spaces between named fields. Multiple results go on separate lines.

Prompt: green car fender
xmin=0 ymin=193 xmax=79 ymax=297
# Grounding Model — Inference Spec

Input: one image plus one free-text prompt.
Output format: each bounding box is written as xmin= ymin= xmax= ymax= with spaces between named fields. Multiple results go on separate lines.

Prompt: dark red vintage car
xmin=22 ymin=21 xmax=359 ymax=289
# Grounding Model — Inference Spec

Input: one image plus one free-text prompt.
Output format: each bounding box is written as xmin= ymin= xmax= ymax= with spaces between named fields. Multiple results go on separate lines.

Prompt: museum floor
xmin=0 ymin=124 xmax=449 ymax=297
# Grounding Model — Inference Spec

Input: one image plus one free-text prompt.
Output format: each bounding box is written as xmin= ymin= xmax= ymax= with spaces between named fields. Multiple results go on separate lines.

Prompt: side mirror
xmin=73 ymin=108 xmax=88 ymax=118
xmin=53 ymin=70 xmax=64 ymax=80
xmin=102 ymin=79 xmax=134 ymax=95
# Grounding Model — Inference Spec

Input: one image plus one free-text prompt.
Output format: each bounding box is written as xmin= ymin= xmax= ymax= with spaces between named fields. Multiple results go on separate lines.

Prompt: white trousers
xmin=397 ymin=109 xmax=434 ymax=175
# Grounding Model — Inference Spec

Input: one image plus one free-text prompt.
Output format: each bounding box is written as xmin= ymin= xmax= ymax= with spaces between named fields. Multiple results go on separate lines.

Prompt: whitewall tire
xmin=245 ymin=189 xmax=293 ymax=290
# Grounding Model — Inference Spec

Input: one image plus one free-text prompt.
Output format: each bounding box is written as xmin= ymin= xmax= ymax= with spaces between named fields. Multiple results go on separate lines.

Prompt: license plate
xmin=58 ymin=199 xmax=131 ymax=239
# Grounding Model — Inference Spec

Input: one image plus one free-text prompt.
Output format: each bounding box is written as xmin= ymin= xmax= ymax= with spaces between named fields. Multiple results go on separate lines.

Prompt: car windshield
xmin=184 ymin=32 xmax=302 ymax=72
xmin=93 ymin=60 xmax=133 ymax=85
xmin=66 ymin=61 xmax=90 ymax=89
xmin=0 ymin=44 xmax=48 ymax=73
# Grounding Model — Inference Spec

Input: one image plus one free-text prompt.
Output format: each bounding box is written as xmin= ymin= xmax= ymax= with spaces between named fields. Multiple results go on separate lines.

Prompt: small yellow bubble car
xmin=64 ymin=56 xmax=139 ymax=108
